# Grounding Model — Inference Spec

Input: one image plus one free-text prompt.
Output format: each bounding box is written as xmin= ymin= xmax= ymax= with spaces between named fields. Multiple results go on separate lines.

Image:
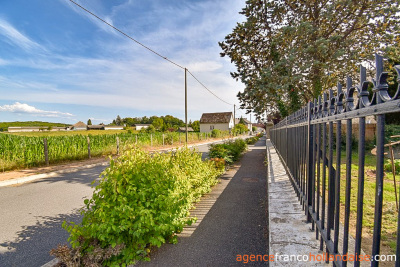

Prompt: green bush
xmin=60 ymin=147 xmax=223 ymax=266
xmin=246 ymin=136 xmax=260 ymax=145
xmin=211 ymin=129 xmax=222 ymax=138
xmin=232 ymin=124 xmax=248 ymax=135
xmin=384 ymin=159 xmax=400 ymax=174
xmin=209 ymin=139 xmax=247 ymax=164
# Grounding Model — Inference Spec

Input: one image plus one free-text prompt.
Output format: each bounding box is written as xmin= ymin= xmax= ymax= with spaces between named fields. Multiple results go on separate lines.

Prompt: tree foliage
xmin=190 ymin=120 xmax=200 ymax=132
xmin=219 ymin=0 xmax=400 ymax=119
xmin=115 ymin=115 xmax=185 ymax=131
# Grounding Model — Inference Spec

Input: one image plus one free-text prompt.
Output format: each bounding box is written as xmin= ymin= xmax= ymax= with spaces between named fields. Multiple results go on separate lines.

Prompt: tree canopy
xmin=113 ymin=115 xmax=185 ymax=131
xmin=219 ymin=0 xmax=400 ymax=119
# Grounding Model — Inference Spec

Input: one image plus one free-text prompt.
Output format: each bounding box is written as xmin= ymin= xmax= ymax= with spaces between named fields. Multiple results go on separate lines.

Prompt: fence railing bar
xmin=371 ymin=115 xmax=385 ymax=266
xmin=272 ymin=99 xmax=400 ymax=129
xmin=316 ymin=123 xmax=321 ymax=240
xmin=354 ymin=116 xmax=366 ymax=267
xmin=321 ymin=121 xmax=327 ymax=251
xmin=342 ymin=118 xmax=352 ymax=267
xmin=308 ymin=206 xmax=343 ymax=267
xmin=327 ymin=120 xmax=335 ymax=246
xmin=334 ymin=119 xmax=342 ymax=254
xmin=342 ymin=76 xmax=353 ymax=267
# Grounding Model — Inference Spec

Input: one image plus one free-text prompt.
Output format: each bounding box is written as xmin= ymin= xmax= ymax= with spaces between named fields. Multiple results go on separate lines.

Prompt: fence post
xmin=151 ymin=134 xmax=153 ymax=147
xmin=136 ymin=134 xmax=138 ymax=144
xmin=306 ymin=101 xmax=314 ymax=223
xmin=116 ymin=136 xmax=120 ymax=155
xmin=87 ymin=136 xmax=91 ymax=159
xmin=162 ymin=134 xmax=165 ymax=146
xmin=44 ymin=138 xmax=49 ymax=166
xmin=371 ymin=53 xmax=386 ymax=265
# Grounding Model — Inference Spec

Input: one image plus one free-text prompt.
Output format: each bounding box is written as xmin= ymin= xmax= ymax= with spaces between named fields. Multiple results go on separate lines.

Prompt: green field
xmin=0 ymin=131 xmax=229 ymax=171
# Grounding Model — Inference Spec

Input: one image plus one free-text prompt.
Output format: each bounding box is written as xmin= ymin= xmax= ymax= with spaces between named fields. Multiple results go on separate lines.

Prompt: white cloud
xmin=0 ymin=102 xmax=74 ymax=118
xmin=186 ymin=61 xmax=222 ymax=72
xmin=0 ymin=18 xmax=44 ymax=52
xmin=61 ymin=0 xmax=120 ymax=36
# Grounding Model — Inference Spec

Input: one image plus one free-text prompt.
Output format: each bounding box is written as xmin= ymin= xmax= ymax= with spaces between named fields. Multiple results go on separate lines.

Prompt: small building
xmin=235 ymin=118 xmax=252 ymax=130
xmin=87 ymin=125 xmax=104 ymax=130
xmin=8 ymin=126 xmax=41 ymax=132
xmin=104 ymin=125 xmax=124 ymax=130
xmin=135 ymin=124 xmax=151 ymax=131
xmin=199 ymin=112 xmax=234 ymax=133
xmin=8 ymin=126 xmax=68 ymax=132
xmin=178 ymin=127 xmax=194 ymax=133
xmin=72 ymin=121 xmax=87 ymax=131
xmin=50 ymin=126 xmax=68 ymax=131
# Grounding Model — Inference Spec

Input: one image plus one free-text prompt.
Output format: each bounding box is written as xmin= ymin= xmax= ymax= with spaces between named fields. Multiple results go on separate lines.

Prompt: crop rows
xmin=0 ymin=132 xmax=229 ymax=171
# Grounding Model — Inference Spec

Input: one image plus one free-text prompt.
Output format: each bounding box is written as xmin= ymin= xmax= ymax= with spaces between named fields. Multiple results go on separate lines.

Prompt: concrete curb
xmin=0 ymin=161 xmax=109 ymax=187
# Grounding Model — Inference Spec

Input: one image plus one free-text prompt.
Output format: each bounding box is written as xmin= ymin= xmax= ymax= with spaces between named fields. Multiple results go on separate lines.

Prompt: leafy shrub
xmin=209 ymin=139 xmax=247 ymax=164
xmin=232 ymin=124 xmax=248 ymax=135
xmin=210 ymin=157 xmax=226 ymax=171
xmin=208 ymin=144 xmax=233 ymax=164
xmin=246 ymin=136 xmax=260 ymax=145
xmin=60 ymin=147 xmax=223 ymax=266
xmin=384 ymin=159 xmax=400 ymax=174
xmin=211 ymin=129 xmax=222 ymax=138
xmin=164 ymin=133 xmax=174 ymax=145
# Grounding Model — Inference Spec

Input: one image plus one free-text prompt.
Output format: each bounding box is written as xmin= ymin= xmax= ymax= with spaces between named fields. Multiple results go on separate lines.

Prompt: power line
xmin=68 ymin=0 xmax=233 ymax=107
xmin=68 ymin=0 xmax=185 ymax=70
xmin=186 ymin=70 xmax=233 ymax=106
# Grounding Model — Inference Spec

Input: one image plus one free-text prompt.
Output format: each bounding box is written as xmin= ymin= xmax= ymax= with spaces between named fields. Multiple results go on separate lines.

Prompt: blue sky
xmin=0 ymin=0 xmax=248 ymax=125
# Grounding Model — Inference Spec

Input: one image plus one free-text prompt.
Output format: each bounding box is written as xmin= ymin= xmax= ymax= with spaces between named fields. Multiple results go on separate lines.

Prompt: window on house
xmin=210 ymin=125 xmax=214 ymax=130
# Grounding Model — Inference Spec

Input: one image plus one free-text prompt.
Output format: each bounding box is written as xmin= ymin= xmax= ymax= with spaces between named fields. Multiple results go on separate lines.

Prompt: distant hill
xmin=0 ymin=121 xmax=71 ymax=132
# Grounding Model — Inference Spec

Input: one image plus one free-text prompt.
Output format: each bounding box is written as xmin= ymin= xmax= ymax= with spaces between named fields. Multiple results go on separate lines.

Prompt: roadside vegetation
xmin=0 ymin=131 xmax=231 ymax=172
xmin=50 ymin=136 xmax=254 ymax=266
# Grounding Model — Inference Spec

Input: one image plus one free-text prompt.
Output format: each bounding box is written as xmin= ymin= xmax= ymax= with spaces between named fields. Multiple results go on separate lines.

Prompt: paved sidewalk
xmin=136 ymin=137 xmax=269 ymax=266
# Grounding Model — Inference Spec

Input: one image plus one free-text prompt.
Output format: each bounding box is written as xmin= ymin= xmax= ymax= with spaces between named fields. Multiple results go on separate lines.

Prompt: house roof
xmin=178 ymin=127 xmax=194 ymax=132
xmin=87 ymin=125 xmax=104 ymax=129
xmin=73 ymin=121 xmax=87 ymax=128
xmin=200 ymin=112 xmax=233 ymax=123
xmin=235 ymin=118 xmax=251 ymax=124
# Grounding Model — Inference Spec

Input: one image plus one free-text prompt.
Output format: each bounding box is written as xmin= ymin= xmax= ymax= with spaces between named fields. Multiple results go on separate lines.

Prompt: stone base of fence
xmin=267 ymin=139 xmax=328 ymax=266
xmin=267 ymin=139 xmax=369 ymax=266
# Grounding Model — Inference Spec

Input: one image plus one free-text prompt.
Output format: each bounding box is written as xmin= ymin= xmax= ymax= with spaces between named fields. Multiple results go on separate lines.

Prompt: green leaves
xmin=220 ymin=0 xmax=400 ymax=119
xmin=209 ymin=139 xmax=247 ymax=164
xmin=61 ymin=147 xmax=222 ymax=265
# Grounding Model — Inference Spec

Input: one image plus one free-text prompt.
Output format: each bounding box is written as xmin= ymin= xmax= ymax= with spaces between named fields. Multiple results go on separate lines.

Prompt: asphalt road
xmin=0 ymin=139 xmax=234 ymax=267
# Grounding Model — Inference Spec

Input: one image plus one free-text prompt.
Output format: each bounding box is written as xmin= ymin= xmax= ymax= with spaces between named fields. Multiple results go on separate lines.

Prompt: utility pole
xmin=185 ymin=68 xmax=188 ymax=144
xmin=250 ymin=113 xmax=252 ymax=134
xmin=233 ymin=104 xmax=236 ymax=128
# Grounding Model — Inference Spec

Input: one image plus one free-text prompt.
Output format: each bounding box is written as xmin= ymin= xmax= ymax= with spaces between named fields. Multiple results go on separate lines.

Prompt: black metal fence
xmin=270 ymin=54 xmax=400 ymax=267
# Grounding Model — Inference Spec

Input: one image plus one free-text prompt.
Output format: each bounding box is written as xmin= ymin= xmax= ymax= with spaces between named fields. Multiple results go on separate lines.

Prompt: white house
xmin=135 ymin=124 xmax=151 ymax=131
xmin=235 ymin=118 xmax=252 ymax=130
xmin=199 ymin=112 xmax=234 ymax=133
xmin=104 ymin=125 xmax=124 ymax=130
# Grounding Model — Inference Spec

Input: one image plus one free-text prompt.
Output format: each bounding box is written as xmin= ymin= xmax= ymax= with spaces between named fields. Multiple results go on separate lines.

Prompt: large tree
xmin=220 ymin=0 xmax=400 ymax=119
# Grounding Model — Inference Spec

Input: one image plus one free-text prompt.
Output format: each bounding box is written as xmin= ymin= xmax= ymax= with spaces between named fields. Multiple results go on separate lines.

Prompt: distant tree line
xmin=111 ymin=115 xmax=200 ymax=132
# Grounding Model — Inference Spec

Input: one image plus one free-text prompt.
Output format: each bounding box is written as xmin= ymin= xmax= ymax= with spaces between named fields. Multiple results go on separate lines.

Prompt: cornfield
xmin=0 ymin=131 xmax=230 ymax=171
